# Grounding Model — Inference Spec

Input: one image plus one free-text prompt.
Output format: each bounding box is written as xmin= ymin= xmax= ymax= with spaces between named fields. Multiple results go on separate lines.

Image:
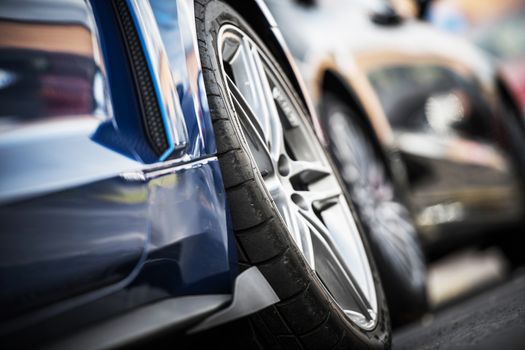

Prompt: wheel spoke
xmin=248 ymin=44 xmax=286 ymax=161
xmin=293 ymin=189 xmax=340 ymax=212
xmin=229 ymin=37 xmax=271 ymax=142
xmin=288 ymin=159 xmax=331 ymax=185
xmin=302 ymin=174 xmax=343 ymax=210
xmin=226 ymin=75 xmax=266 ymax=145
xmin=226 ymin=75 xmax=274 ymax=177
xmin=292 ymin=204 xmax=316 ymax=269
xmin=298 ymin=209 xmax=373 ymax=320
xmin=228 ymin=36 xmax=285 ymax=161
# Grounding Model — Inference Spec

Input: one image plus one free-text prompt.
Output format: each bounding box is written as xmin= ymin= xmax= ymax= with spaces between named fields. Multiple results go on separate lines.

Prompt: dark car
xmin=0 ymin=0 xmax=394 ymax=348
xmin=265 ymin=0 xmax=525 ymax=324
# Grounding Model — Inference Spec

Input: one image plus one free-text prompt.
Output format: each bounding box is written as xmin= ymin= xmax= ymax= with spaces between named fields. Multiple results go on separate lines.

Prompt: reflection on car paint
xmin=0 ymin=0 xmax=235 ymax=340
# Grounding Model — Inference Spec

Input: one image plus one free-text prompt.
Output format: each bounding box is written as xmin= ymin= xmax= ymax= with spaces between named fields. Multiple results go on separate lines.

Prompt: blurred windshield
xmin=283 ymin=0 xmax=390 ymax=13
xmin=427 ymin=0 xmax=525 ymax=60
xmin=351 ymin=0 xmax=390 ymax=12
xmin=474 ymin=7 xmax=525 ymax=60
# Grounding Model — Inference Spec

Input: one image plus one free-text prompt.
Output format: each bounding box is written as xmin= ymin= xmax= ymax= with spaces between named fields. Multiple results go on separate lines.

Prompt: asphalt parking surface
xmin=393 ymin=270 xmax=525 ymax=350
xmin=154 ymin=269 xmax=525 ymax=350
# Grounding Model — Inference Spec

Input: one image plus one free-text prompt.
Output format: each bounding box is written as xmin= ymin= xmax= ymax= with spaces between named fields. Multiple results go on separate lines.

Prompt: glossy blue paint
xmin=0 ymin=176 xmax=150 ymax=322
xmin=148 ymin=0 xmax=217 ymax=159
xmin=140 ymin=158 xmax=232 ymax=298
xmin=0 ymin=0 xmax=236 ymax=340
xmin=126 ymin=0 xmax=187 ymax=162
xmin=89 ymin=0 xmax=159 ymax=164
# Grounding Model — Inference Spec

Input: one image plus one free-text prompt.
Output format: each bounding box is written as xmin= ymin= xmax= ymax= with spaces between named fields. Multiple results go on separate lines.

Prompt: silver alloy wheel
xmin=327 ymin=111 xmax=425 ymax=291
xmin=217 ymin=24 xmax=378 ymax=330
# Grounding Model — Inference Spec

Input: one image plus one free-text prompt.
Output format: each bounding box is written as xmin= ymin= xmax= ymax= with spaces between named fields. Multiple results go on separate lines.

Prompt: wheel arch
xmin=320 ymin=69 xmax=397 ymax=179
xmin=222 ymin=0 xmax=313 ymax=114
xmin=319 ymin=68 xmax=418 ymax=205
xmin=495 ymin=74 xmax=525 ymax=134
xmin=495 ymin=74 xmax=525 ymax=182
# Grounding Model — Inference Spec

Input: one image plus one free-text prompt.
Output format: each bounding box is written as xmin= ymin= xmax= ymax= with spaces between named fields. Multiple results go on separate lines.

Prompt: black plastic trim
xmin=43 ymin=295 xmax=231 ymax=350
xmin=112 ymin=0 xmax=168 ymax=156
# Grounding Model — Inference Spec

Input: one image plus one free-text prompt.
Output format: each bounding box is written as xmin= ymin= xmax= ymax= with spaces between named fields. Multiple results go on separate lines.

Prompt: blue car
xmin=0 ymin=0 xmax=392 ymax=348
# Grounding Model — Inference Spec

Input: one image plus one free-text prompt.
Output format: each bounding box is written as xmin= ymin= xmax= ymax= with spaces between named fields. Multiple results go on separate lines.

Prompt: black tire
xmin=321 ymin=94 xmax=428 ymax=326
xmin=194 ymin=1 xmax=391 ymax=348
xmin=495 ymin=93 xmax=525 ymax=269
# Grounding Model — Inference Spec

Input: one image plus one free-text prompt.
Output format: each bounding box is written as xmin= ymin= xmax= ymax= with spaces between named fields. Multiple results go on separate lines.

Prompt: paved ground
xmin=153 ymin=267 xmax=525 ymax=350
xmin=394 ymin=270 xmax=525 ymax=350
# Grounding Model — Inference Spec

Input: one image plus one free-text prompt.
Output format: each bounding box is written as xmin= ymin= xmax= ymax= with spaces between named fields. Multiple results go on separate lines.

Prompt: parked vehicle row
xmin=266 ymin=0 xmax=525 ymax=320
xmin=0 ymin=0 xmax=523 ymax=349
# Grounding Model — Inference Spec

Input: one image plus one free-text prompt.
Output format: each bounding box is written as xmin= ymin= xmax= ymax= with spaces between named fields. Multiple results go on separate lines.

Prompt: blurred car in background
xmin=424 ymin=0 xmax=525 ymax=126
xmin=265 ymin=0 xmax=525 ymax=324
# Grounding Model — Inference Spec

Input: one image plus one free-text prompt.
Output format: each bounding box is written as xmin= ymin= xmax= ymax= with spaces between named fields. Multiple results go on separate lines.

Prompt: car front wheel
xmin=195 ymin=1 xmax=391 ymax=348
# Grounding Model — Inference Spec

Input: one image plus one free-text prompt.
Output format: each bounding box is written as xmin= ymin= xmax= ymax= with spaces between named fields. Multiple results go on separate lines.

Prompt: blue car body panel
xmin=0 ymin=0 xmax=236 ymax=340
